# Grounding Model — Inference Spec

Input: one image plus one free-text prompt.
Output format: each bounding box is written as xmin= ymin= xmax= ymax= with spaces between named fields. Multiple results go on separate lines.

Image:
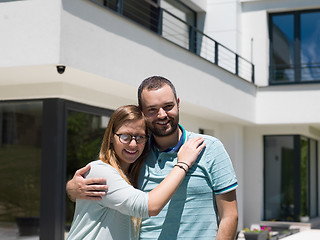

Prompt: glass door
xmin=0 ymin=101 xmax=42 ymax=239
xmin=264 ymin=135 xmax=319 ymax=222
xmin=264 ymin=136 xmax=295 ymax=221
xmin=65 ymin=105 xmax=112 ymax=236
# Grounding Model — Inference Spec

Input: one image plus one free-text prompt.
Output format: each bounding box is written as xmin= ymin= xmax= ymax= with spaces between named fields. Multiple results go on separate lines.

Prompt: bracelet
xmin=177 ymin=161 xmax=190 ymax=169
xmin=174 ymin=164 xmax=187 ymax=173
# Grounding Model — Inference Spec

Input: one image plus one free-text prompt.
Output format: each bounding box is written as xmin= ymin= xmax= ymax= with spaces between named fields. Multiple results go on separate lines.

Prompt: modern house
xmin=0 ymin=0 xmax=319 ymax=239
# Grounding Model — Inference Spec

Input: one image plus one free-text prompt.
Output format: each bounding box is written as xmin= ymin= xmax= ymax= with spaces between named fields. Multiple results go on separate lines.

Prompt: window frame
xmin=269 ymin=9 xmax=320 ymax=85
xmin=40 ymin=98 xmax=113 ymax=239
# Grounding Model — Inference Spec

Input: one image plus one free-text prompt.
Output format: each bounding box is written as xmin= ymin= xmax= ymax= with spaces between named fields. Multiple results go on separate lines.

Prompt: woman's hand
xmin=148 ymin=137 xmax=206 ymax=216
xmin=177 ymin=137 xmax=206 ymax=169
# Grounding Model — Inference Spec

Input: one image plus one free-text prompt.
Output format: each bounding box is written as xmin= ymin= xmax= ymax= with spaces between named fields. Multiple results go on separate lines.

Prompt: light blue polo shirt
xmin=138 ymin=125 xmax=238 ymax=239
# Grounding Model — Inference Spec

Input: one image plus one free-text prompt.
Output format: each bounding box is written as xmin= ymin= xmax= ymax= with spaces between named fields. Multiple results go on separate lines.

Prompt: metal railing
xmin=91 ymin=0 xmax=255 ymax=83
xmin=270 ymin=63 xmax=320 ymax=84
xmin=161 ymin=9 xmax=254 ymax=83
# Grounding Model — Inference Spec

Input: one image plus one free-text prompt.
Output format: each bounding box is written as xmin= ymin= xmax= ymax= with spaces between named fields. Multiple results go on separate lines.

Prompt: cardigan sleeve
xmin=86 ymin=160 xmax=150 ymax=218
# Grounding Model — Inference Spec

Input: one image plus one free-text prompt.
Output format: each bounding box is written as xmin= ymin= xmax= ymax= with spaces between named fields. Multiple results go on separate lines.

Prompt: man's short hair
xmin=138 ymin=76 xmax=177 ymax=108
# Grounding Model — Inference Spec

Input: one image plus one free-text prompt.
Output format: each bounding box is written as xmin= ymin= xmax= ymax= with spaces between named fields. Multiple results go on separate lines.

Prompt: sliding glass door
xmin=264 ymin=135 xmax=319 ymax=222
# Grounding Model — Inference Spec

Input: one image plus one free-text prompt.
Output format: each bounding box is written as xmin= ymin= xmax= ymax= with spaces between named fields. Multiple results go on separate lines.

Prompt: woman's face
xmin=113 ymin=119 xmax=146 ymax=172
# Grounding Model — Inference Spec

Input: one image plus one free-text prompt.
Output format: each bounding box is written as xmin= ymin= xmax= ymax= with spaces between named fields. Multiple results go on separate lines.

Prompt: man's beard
xmin=148 ymin=116 xmax=179 ymax=137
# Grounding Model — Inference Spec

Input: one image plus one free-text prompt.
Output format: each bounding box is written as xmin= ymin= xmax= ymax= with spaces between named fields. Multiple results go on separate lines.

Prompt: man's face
xmin=140 ymin=84 xmax=179 ymax=137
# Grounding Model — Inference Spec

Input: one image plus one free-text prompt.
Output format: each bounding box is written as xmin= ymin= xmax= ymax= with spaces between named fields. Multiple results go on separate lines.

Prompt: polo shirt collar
xmin=150 ymin=124 xmax=186 ymax=153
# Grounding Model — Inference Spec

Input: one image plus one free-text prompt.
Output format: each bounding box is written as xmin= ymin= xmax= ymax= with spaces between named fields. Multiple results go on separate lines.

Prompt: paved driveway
xmin=282 ymin=230 xmax=320 ymax=239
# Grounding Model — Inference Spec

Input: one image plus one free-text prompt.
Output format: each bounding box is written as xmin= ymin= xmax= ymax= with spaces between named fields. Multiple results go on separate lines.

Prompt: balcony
xmin=90 ymin=0 xmax=255 ymax=83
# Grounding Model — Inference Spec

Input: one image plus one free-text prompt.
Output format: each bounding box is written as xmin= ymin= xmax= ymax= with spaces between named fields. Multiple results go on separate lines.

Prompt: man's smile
xmin=156 ymin=120 xmax=170 ymax=125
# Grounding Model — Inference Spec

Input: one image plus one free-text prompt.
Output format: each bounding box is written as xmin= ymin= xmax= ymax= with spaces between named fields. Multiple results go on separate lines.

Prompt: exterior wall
xmin=257 ymin=84 xmax=320 ymax=124
xmin=0 ymin=0 xmax=257 ymax=125
xmin=204 ymin=0 xmax=242 ymax=53
xmin=241 ymin=2 xmax=269 ymax=86
xmin=0 ymin=66 xmax=138 ymax=110
xmin=1 ymin=0 xmax=258 ymax=122
xmin=0 ymin=0 xmax=61 ymax=67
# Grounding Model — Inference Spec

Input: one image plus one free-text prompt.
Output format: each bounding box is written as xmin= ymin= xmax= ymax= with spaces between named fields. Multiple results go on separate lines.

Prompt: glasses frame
xmin=114 ymin=133 xmax=148 ymax=145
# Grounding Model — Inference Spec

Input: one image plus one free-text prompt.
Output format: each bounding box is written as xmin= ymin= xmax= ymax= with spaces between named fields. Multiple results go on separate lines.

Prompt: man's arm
xmin=66 ymin=164 xmax=108 ymax=202
xmin=215 ymin=190 xmax=238 ymax=240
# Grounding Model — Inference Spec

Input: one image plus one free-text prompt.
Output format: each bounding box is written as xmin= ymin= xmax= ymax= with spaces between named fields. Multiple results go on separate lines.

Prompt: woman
xmin=66 ymin=105 xmax=205 ymax=240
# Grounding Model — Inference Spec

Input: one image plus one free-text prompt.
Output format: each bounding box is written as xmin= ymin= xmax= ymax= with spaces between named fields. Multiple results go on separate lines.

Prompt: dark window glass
xmin=270 ymin=10 xmax=320 ymax=84
xmin=123 ymin=0 xmax=159 ymax=32
xmin=99 ymin=0 xmax=117 ymax=11
xmin=270 ymin=14 xmax=294 ymax=82
xmin=0 ymin=101 xmax=42 ymax=238
xmin=264 ymin=136 xmax=295 ymax=221
xmin=300 ymin=11 xmax=320 ymax=81
xmin=65 ymin=110 xmax=110 ymax=231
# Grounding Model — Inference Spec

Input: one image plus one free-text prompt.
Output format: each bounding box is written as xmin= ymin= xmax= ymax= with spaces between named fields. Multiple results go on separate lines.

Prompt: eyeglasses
xmin=114 ymin=133 xmax=148 ymax=145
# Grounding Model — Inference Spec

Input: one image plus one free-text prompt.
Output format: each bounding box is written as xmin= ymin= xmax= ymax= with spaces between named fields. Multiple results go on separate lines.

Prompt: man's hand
xmin=66 ymin=164 xmax=108 ymax=202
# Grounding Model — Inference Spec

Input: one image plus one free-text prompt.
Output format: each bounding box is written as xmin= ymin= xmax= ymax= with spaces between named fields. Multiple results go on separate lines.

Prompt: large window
xmin=264 ymin=135 xmax=319 ymax=222
xmin=0 ymin=101 xmax=42 ymax=238
xmin=269 ymin=10 xmax=320 ymax=84
xmin=0 ymin=99 xmax=112 ymax=240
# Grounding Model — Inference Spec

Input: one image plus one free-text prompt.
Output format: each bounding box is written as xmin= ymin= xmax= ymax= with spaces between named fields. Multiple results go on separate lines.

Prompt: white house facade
xmin=0 ymin=0 xmax=319 ymax=239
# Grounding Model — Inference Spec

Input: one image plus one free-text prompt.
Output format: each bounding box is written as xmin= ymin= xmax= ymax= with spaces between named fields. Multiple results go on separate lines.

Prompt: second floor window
xmin=269 ymin=10 xmax=320 ymax=84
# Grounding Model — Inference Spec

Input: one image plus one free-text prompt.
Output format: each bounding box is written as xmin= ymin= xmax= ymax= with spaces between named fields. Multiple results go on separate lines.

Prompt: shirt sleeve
xmin=205 ymin=138 xmax=238 ymax=195
xmin=86 ymin=160 xmax=150 ymax=218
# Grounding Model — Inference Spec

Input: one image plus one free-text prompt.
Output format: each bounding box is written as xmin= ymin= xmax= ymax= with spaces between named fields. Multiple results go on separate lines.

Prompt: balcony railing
xmin=90 ymin=0 xmax=255 ymax=83
xmin=270 ymin=63 xmax=320 ymax=84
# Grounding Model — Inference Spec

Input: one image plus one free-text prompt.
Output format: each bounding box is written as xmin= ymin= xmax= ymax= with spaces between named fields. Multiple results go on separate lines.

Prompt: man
xmin=67 ymin=76 xmax=238 ymax=239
